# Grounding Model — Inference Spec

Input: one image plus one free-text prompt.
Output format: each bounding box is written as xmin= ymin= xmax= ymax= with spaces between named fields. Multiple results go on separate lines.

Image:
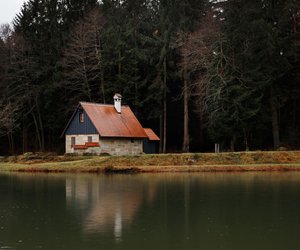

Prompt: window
xmin=71 ymin=137 xmax=76 ymax=146
xmin=88 ymin=136 xmax=92 ymax=143
xmin=79 ymin=112 xmax=84 ymax=123
xmin=131 ymin=139 xmax=134 ymax=143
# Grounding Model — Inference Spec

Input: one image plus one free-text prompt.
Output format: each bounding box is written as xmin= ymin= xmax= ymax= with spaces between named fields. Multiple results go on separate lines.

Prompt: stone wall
xmin=65 ymin=135 xmax=143 ymax=156
xmin=100 ymin=138 xmax=143 ymax=156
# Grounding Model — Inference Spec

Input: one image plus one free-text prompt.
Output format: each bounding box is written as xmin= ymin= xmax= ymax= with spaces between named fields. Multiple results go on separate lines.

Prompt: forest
xmin=0 ymin=0 xmax=299 ymax=155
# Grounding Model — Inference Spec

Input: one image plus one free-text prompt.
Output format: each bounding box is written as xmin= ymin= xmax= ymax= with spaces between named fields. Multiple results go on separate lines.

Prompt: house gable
xmin=65 ymin=107 xmax=98 ymax=135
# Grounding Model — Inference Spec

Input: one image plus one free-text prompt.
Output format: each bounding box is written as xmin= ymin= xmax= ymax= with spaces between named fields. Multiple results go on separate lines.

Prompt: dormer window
xmin=79 ymin=112 xmax=84 ymax=123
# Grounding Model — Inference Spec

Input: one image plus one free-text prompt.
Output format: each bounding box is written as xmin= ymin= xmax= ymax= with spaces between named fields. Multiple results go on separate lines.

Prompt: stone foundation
xmin=100 ymin=138 xmax=143 ymax=156
xmin=65 ymin=135 xmax=143 ymax=156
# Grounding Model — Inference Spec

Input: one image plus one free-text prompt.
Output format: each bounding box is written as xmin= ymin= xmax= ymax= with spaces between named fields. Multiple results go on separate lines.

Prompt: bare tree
xmin=1 ymin=28 xmax=47 ymax=152
xmin=62 ymin=7 xmax=106 ymax=107
xmin=177 ymin=13 xmax=220 ymax=151
xmin=172 ymin=31 xmax=190 ymax=152
xmin=0 ymin=102 xmax=20 ymax=154
xmin=0 ymin=23 xmax=13 ymax=41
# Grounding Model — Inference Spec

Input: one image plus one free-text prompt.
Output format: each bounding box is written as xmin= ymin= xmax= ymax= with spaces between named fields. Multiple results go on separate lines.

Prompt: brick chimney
xmin=113 ymin=93 xmax=122 ymax=113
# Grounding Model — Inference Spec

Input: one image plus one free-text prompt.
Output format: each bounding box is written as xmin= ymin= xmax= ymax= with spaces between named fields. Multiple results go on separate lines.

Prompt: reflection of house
xmin=61 ymin=94 xmax=159 ymax=156
xmin=65 ymin=176 xmax=157 ymax=240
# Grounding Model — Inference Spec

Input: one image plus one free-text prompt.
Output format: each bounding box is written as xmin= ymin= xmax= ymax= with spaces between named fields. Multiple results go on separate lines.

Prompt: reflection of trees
xmin=65 ymin=175 xmax=157 ymax=240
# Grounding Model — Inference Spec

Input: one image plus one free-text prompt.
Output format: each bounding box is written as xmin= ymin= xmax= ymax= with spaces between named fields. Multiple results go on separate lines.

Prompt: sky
xmin=0 ymin=0 xmax=26 ymax=25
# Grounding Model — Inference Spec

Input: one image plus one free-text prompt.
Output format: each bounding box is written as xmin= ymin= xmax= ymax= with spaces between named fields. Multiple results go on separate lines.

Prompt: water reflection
xmin=65 ymin=175 xmax=157 ymax=241
xmin=1 ymin=172 xmax=300 ymax=250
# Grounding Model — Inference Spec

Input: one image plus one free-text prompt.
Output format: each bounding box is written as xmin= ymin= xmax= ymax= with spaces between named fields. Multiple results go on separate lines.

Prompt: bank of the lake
xmin=1 ymin=151 xmax=300 ymax=173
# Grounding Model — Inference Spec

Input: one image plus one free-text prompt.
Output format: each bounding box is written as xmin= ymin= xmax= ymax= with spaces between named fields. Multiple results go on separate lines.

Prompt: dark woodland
xmin=0 ymin=0 xmax=299 ymax=155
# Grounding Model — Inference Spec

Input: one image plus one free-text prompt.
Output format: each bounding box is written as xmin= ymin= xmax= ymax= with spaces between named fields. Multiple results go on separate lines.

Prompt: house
xmin=62 ymin=94 xmax=160 ymax=156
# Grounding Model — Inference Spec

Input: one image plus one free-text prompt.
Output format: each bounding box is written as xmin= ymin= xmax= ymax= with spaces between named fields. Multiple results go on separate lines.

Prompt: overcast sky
xmin=0 ymin=0 xmax=26 ymax=25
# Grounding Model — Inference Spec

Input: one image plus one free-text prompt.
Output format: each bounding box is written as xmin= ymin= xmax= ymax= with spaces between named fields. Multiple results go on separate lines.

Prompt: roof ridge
xmin=79 ymin=101 xmax=129 ymax=107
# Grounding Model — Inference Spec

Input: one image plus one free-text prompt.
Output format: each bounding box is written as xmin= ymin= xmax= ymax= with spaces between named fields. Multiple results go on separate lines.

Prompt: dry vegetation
xmin=1 ymin=151 xmax=300 ymax=173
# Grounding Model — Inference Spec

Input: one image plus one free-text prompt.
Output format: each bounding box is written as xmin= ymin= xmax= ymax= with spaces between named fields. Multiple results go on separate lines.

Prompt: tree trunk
xmin=163 ymin=56 xmax=167 ymax=153
xmin=230 ymin=136 xmax=235 ymax=152
xmin=97 ymin=31 xmax=105 ymax=103
xmin=37 ymin=109 xmax=45 ymax=151
xmin=118 ymin=50 xmax=122 ymax=92
xmin=82 ymin=59 xmax=91 ymax=101
xmin=182 ymin=61 xmax=189 ymax=152
xmin=36 ymin=97 xmax=45 ymax=151
xmin=99 ymin=48 xmax=105 ymax=104
xmin=270 ymin=87 xmax=280 ymax=149
xmin=100 ymin=69 xmax=105 ymax=103
xmin=198 ymin=115 xmax=204 ymax=149
xmin=159 ymin=113 xmax=163 ymax=153
xmin=22 ymin=117 xmax=28 ymax=154
xmin=8 ymin=133 xmax=14 ymax=155
xmin=134 ymin=27 xmax=138 ymax=114
xmin=243 ymin=128 xmax=249 ymax=151
xmin=158 ymin=57 xmax=167 ymax=154
xmin=32 ymin=112 xmax=42 ymax=151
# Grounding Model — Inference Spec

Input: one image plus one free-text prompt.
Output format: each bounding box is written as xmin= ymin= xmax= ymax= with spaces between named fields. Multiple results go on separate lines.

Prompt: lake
xmin=0 ymin=172 xmax=300 ymax=250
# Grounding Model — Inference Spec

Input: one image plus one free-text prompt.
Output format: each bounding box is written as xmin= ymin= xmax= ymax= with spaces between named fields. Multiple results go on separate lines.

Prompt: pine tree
xmin=206 ymin=0 xmax=299 ymax=150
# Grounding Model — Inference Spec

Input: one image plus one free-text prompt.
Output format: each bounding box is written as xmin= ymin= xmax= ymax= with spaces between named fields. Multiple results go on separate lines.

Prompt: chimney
xmin=113 ymin=93 xmax=122 ymax=113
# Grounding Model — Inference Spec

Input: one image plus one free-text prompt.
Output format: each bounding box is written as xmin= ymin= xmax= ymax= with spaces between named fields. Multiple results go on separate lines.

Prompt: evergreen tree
xmin=206 ymin=0 xmax=297 ymax=150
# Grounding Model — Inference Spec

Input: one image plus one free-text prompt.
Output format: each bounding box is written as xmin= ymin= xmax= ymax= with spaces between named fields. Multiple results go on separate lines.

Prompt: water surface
xmin=0 ymin=172 xmax=299 ymax=250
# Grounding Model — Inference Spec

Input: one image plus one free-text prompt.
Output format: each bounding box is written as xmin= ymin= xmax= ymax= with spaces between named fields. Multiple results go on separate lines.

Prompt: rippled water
xmin=0 ymin=172 xmax=300 ymax=250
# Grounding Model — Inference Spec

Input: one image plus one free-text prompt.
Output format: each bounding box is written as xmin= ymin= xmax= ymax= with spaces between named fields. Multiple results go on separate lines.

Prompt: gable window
xmin=88 ymin=136 xmax=92 ymax=143
xmin=79 ymin=112 xmax=84 ymax=123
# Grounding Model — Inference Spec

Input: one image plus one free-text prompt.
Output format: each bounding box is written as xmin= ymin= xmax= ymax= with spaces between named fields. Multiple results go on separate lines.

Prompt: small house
xmin=62 ymin=94 xmax=160 ymax=156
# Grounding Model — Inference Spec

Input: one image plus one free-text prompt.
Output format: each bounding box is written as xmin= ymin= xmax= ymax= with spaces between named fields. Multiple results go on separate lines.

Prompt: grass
xmin=1 ymin=151 xmax=300 ymax=173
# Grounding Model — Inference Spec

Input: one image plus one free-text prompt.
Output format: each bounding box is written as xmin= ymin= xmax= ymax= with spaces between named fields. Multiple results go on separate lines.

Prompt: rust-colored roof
xmin=80 ymin=102 xmax=148 ymax=138
xmin=144 ymin=128 xmax=160 ymax=141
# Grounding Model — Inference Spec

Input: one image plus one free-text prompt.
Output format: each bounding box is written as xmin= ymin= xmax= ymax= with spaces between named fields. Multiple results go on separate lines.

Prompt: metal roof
xmin=144 ymin=128 xmax=160 ymax=141
xmin=80 ymin=102 xmax=148 ymax=138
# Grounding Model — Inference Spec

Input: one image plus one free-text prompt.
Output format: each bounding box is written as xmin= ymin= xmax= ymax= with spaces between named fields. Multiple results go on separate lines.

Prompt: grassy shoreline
xmin=1 ymin=151 xmax=300 ymax=173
